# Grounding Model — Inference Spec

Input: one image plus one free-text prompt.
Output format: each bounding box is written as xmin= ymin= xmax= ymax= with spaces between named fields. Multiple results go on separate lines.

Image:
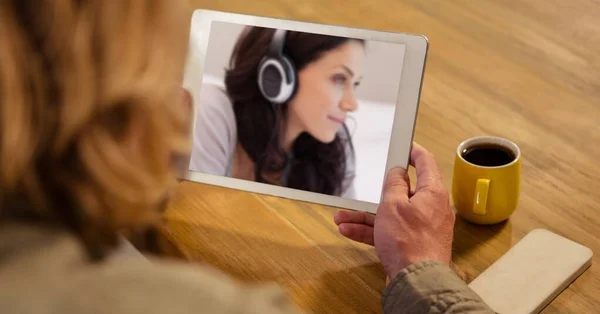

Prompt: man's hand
xmin=334 ymin=142 xmax=455 ymax=281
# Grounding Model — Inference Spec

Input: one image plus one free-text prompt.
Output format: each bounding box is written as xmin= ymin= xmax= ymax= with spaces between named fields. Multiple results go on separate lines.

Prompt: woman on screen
xmin=189 ymin=26 xmax=366 ymax=198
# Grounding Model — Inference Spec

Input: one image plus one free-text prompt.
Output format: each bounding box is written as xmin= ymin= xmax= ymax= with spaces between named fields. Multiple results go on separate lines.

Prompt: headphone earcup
xmin=280 ymin=55 xmax=298 ymax=100
xmin=257 ymin=56 xmax=296 ymax=104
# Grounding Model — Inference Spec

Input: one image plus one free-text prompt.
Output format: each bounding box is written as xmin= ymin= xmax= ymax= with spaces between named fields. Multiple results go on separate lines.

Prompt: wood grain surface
xmin=162 ymin=1 xmax=600 ymax=313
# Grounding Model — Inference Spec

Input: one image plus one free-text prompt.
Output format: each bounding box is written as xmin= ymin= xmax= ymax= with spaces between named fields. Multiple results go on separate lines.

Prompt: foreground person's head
xmin=0 ymin=0 xmax=191 ymax=260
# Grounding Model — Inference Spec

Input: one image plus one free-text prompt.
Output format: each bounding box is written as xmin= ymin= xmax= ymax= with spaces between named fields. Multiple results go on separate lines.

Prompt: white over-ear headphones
xmin=257 ymin=29 xmax=297 ymax=104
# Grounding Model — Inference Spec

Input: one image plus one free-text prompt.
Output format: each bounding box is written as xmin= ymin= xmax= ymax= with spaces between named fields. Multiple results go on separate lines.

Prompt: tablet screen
xmin=186 ymin=20 xmax=407 ymax=205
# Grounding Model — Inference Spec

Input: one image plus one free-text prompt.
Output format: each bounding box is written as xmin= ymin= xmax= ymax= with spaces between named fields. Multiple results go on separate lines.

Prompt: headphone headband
xmin=268 ymin=29 xmax=287 ymax=57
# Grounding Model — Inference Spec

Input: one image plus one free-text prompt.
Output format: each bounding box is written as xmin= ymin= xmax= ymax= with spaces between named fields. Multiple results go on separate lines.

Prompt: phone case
xmin=468 ymin=228 xmax=593 ymax=314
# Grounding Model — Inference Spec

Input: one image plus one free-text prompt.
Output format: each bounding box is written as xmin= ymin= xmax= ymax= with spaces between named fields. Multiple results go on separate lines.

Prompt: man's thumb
xmin=381 ymin=166 xmax=411 ymax=200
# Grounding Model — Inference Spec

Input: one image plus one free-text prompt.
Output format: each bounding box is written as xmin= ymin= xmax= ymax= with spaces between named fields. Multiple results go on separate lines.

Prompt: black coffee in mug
xmin=461 ymin=143 xmax=516 ymax=167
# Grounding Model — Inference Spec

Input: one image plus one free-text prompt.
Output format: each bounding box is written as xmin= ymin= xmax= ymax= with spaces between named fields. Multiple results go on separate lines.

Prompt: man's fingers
xmin=338 ymin=224 xmax=375 ymax=246
xmin=381 ymin=166 xmax=411 ymax=202
xmin=410 ymin=142 xmax=442 ymax=192
xmin=334 ymin=210 xmax=375 ymax=227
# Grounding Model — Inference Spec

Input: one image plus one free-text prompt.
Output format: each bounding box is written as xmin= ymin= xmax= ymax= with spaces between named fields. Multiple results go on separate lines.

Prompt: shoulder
xmin=191 ymin=81 xmax=238 ymax=154
xmin=0 ymin=224 xmax=301 ymax=314
xmin=188 ymin=81 xmax=240 ymax=174
xmin=72 ymin=258 xmax=302 ymax=314
xmin=194 ymin=81 xmax=235 ymax=126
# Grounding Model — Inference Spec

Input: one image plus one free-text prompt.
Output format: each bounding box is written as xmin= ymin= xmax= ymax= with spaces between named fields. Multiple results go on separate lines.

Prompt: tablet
xmin=182 ymin=9 xmax=428 ymax=213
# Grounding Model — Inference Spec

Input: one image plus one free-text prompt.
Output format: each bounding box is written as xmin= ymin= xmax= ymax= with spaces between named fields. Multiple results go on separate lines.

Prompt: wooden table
xmin=162 ymin=1 xmax=600 ymax=313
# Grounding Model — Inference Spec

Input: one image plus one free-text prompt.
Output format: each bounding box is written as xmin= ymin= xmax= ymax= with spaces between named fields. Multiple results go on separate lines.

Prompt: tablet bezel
xmin=182 ymin=9 xmax=428 ymax=214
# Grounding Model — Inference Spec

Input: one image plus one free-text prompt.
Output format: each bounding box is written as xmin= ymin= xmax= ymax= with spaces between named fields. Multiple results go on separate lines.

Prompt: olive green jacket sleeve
xmin=383 ymin=260 xmax=496 ymax=314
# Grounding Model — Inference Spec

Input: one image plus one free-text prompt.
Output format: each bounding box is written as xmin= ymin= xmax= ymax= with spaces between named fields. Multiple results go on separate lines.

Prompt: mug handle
xmin=473 ymin=179 xmax=490 ymax=215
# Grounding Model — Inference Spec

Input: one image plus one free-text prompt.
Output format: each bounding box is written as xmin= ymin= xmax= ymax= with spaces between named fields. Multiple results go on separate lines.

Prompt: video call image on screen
xmin=186 ymin=21 xmax=407 ymax=204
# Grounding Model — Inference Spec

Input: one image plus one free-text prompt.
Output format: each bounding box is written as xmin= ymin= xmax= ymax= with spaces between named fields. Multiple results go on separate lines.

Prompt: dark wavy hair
xmin=224 ymin=27 xmax=364 ymax=196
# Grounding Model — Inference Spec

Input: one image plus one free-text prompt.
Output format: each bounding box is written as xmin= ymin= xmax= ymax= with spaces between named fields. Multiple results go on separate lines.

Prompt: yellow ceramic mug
xmin=452 ymin=136 xmax=521 ymax=225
